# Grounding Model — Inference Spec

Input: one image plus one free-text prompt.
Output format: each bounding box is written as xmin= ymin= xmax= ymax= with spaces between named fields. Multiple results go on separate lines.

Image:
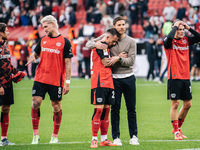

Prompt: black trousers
xmin=111 ymin=75 xmax=138 ymax=139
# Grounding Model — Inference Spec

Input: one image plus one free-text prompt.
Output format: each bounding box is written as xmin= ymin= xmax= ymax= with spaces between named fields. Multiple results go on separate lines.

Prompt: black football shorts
xmin=91 ymin=87 xmax=115 ymax=105
xmin=32 ymin=81 xmax=63 ymax=101
xmin=167 ymin=79 xmax=192 ymax=100
xmin=0 ymin=86 xmax=14 ymax=106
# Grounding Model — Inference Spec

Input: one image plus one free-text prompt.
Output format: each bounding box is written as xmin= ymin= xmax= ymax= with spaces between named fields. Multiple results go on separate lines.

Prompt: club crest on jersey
xmin=43 ymin=41 xmax=47 ymax=44
xmin=182 ymin=39 xmax=187 ymax=44
xmin=56 ymin=42 xmax=62 ymax=47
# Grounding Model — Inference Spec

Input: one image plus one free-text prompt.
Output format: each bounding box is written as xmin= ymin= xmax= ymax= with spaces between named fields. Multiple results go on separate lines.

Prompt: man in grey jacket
xmin=86 ymin=16 xmax=139 ymax=146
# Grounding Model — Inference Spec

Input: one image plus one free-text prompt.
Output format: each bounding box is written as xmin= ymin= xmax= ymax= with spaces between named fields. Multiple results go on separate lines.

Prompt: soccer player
xmin=163 ymin=19 xmax=200 ymax=140
xmin=26 ymin=15 xmax=73 ymax=144
xmin=87 ymin=16 xmax=139 ymax=146
xmin=90 ymin=28 xmax=120 ymax=148
xmin=0 ymin=23 xmax=25 ymax=146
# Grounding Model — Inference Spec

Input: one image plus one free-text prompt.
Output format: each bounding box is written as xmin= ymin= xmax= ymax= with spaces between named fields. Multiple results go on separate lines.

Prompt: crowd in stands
xmin=0 ymin=0 xmax=200 ymax=81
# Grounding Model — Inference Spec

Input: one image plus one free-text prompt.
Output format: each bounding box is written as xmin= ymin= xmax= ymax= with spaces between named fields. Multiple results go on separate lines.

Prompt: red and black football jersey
xmin=34 ymin=34 xmax=73 ymax=87
xmin=0 ymin=42 xmax=18 ymax=88
xmin=90 ymin=47 xmax=114 ymax=89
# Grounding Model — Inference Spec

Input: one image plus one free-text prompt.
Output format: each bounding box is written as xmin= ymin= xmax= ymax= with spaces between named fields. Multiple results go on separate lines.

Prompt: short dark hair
xmin=106 ymin=28 xmax=120 ymax=38
xmin=0 ymin=23 xmax=7 ymax=33
xmin=113 ymin=16 xmax=125 ymax=25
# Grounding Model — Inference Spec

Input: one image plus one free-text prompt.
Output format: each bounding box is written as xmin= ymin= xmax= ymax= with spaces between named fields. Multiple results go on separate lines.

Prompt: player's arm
xmin=163 ymin=27 xmax=177 ymax=49
xmin=63 ymin=38 xmax=73 ymax=95
xmin=26 ymin=39 xmax=41 ymax=66
xmin=0 ymin=85 xmax=4 ymax=95
xmin=11 ymin=65 xmax=18 ymax=74
xmin=187 ymin=28 xmax=200 ymax=45
xmin=96 ymin=48 xmax=111 ymax=67
xmin=86 ymin=34 xmax=107 ymax=50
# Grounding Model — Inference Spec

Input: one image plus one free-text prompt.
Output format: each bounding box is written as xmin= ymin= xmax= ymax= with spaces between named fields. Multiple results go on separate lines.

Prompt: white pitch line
xmin=11 ymin=139 xmax=200 ymax=146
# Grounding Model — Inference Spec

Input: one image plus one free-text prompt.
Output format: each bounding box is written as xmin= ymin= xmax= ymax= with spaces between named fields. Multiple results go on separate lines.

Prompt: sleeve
xmin=187 ymin=28 xmax=200 ymax=45
xmin=34 ymin=39 xmax=41 ymax=55
xmin=163 ymin=26 xmax=177 ymax=49
xmin=96 ymin=48 xmax=109 ymax=59
xmin=64 ymin=38 xmax=73 ymax=58
xmin=85 ymin=34 xmax=105 ymax=49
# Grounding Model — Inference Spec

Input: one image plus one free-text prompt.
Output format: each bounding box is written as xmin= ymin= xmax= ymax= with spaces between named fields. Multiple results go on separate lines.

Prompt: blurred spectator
xmin=59 ymin=10 xmax=66 ymax=28
xmin=176 ymin=3 xmax=186 ymax=20
xmin=138 ymin=0 xmax=148 ymax=25
xmin=68 ymin=6 xmax=76 ymax=27
xmin=20 ymin=9 xmax=30 ymax=26
xmin=35 ymin=0 xmax=43 ymax=16
xmin=106 ymin=0 xmax=114 ymax=16
xmin=124 ymin=15 xmax=132 ymax=36
xmin=162 ymin=21 xmax=173 ymax=37
xmin=71 ymin=0 xmax=78 ymax=12
xmin=149 ymin=10 xmax=164 ymax=35
xmin=154 ymin=38 xmax=162 ymax=81
xmin=52 ymin=1 xmax=59 ymax=19
xmin=146 ymin=38 xmax=156 ymax=81
xmin=29 ymin=10 xmax=39 ymax=27
xmin=195 ymin=18 xmax=200 ymax=33
xmin=83 ymin=22 xmax=95 ymax=37
xmin=188 ymin=0 xmax=200 ymax=10
xmin=81 ymin=36 xmax=91 ymax=79
xmin=162 ymin=1 xmax=176 ymax=22
xmin=13 ymin=41 xmax=22 ymax=69
xmin=143 ymin=20 xmax=159 ymax=39
xmin=159 ymin=45 xmax=168 ymax=84
xmin=113 ymin=0 xmax=125 ymax=17
xmin=86 ymin=0 xmax=96 ymax=10
xmin=42 ymin=0 xmax=52 ymax=17
xmin=7 ymin=10 xmax=17 ymax=27
xmin=129 ymin=0 xmax=139 ymax=25
xmin=96 ymin=0 xmax=107 ymax=17
xmin=76 ymin=37 xmax=85 ymax=78
xmin=31 ymin=40 xmax=40 ymax=79
xmin=86 ymin=6 xmax=94 ymax=23
xmin=77 ymin=23 xmax=84 ymax=37
xmin=93 ymin=6 xmax=102 ymax=24
xmin=101 ymin=14 xmax=113 ymax=27
xmin=0 ymin=5 xmax=10 ymax=24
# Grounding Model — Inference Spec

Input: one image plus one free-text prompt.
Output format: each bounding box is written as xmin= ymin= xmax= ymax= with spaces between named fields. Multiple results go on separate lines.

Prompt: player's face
xmin=1 ymin=27 xmax=9 ymax=41
xmin=42 ymin=22 xmax=54 ymax=37
xmin=113 ymin=20 xmax=126 ymax=35
xmin=106 ymin=35 xmax=119 ymax=47
xmin=175 ymin=25 xmax=185 ymax=39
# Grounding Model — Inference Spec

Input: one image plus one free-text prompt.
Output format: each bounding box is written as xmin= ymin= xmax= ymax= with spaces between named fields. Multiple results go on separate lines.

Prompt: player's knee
xmin=32 ymin=99 xmax=41 ymax=109
xmin=172 ymin=102 xmax=179 ymax=109
xmin=184 ymin=103 xmax=192 ymax=109
xmin=53 ymin=105 xmax=60 ymax=112
xmin=1 ymin=106 xmax=10 ymax=113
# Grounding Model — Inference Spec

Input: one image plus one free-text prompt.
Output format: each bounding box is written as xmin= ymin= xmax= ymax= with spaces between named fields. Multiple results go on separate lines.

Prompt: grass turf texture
xmin=1 ymin=78 xmax=200 ymax=150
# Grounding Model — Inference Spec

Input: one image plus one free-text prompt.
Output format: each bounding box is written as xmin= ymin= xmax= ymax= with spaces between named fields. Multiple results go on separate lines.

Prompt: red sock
xmin=92 ymin=108 xmax=103 ymax=136
xmin=52 ymin=110 xmax=62 ymax=138
xmin=172 ymin=120 xmax=179 ymax=132
xmin=100 ymin=107 xmax=110 ymax=136
xmin=31 ymin=108 xmax=40 ymax=135
xmin=178 ymin=118 xmax=185 ymax=128
xmin=1 ymin=112 xmax=9 ymax=139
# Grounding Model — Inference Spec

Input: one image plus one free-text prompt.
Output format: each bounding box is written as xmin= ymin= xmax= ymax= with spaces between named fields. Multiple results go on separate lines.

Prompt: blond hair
xmin=40 ymin=15 xmax=58 ymax=29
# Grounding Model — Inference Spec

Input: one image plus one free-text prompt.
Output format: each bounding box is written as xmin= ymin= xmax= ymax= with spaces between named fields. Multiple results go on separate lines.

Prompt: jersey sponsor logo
xmin=42 ymin=47 xmax=60 ymax=54
xmin=43 ymin=41 xmax=47 ymax=44
xmin=69 ymin=47 xmax=73 ymax=55
xmin=164 ymin=37 xmax=167 ymax=41
xmin=171 ymin=93 xmax=176 ymax=98
xmin=0 ymin=54 xmax=11 ymax=59
xmin=56 ymin=42 xmax=62 ymax=47
xmin=172 ymin=45 xmax=189 ymax=51
xmin=58 ymin=95 xmax=61 ymax=98
xmin=97 ymin=98 xmax=103 ymax=103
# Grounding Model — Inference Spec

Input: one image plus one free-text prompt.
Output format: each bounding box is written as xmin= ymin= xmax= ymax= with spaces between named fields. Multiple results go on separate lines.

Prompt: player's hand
xmin=118 ymin=52 xmax=128 ymax=58
xmin=0 ymin=87 xmax=5 ymax=95
xmin=26 ymin=53 xmax=37 ymax=66
xmin=173 ymin=21 xmax=182 ymax=28
xmin=108 ymin=56 xmax=120 ymax=66
xmin=12 ymin=71 xmax=26 ymax=83
xmin=181 ymin=22 xmax=190 ymax=30
xmin=63 ymin=83 xmax=70 ymax=95
xmin=95 ymin=41 xmax=108 ymax=50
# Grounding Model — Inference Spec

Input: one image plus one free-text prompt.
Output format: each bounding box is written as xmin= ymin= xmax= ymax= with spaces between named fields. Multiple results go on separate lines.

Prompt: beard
xmin=47 ymin=32 xmax=52 ymax=37
xmin=2 ymin=36 xmax=8 ymax=41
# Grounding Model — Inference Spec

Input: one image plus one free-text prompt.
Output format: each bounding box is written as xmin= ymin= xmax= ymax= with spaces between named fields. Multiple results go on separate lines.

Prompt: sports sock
xmin=171 ymin=120 xmax=179 ymax=132
xmin=1 ymin=112 xmax=9 ymax=140
xmin=92 ymin=108 xmax=103 ymax=137
xmin=31 ymin=108 xmax=40 ymax=135
xmin=178 ymin=118 xmax=185 ymax=129
xmin=100 ymin=107 xmax=110 ymax=141
xmin=52 ymin=110 xmax=62 ymax=138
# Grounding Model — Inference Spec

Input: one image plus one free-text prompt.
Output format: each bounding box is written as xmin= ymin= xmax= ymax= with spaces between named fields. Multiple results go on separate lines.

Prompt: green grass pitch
xmin=1 ymin=78 xmax=200 ymax=150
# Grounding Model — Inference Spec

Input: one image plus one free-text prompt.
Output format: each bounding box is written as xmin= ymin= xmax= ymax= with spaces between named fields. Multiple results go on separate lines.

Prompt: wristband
xmin=66 ymin=80 xmax=70 ymax=84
